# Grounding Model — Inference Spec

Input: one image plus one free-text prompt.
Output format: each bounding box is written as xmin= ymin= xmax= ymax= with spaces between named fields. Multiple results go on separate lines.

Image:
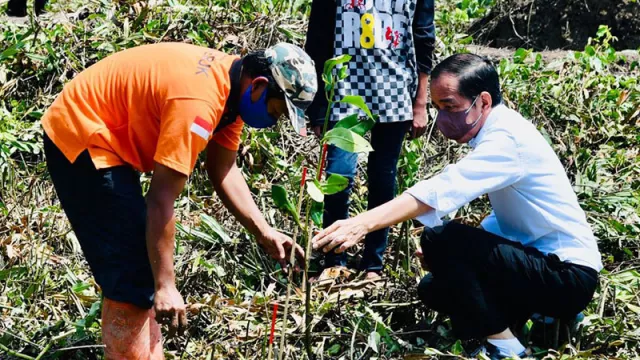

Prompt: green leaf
xmin=338 ymin=66 xmax=348 ymax=80
xmin=277 ymin=26 xmax=304 ymax=40
xmin=596 ymin=25 xmax=608 ymax=38
xmin=368 ymin=331 xmax=381 ymax=353
xmin=310 ymin=201 xmax=324 ymax=227
xmin=307 ymin=180 xmax=324 ymax=202
xmin=176 ymin=222 xmax=217 ymax=244
xmin=320 ymin=174 xmax=349 ymax=195
xmin=514 ymin=48 xmax=529 ymax=64
xmin=272 ymin=184 xmax=301 ymax=225
xmin=458 ymin=35 xmax=473 ymax=44
xmin=585 ymin=45 xmax=596 ymax=57
xmin=26 ymin=53 xmax=48 ymax=62
xmin=0 ymin=41 xmax=25 ymax=61
xmin=450 ymin=340 xmax=464 ymax=355
xmin=200 ymin=214 xmax=232 ymax=243
xmin=85 ymin=300 xmax=101 ymax=328
xmin=334 ymin=113 xmax=376 ymax=137
xmin=327 ymin=344 xmax=342 ymax=356
xmin=323 ymin=127 xmax=373 ymax=153
xmin=72 ymin=282 xmax=92 ymax=293
xmin=340 ymin=95 xmax=374 ymax=120
xmin=323 ymin=55 xmax=352 ymax=78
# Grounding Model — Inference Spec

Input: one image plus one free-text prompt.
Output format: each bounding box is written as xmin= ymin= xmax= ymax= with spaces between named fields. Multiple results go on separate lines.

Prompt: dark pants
xmin=323 ymin=120 xmax=411 ymax=272
xmin=44 ymin=133 xmax=155 ymax=309
xmin=417 ymin=222 xmax=598 ymax=340
xmin=6 ymin=0 xmax=47 ymax=16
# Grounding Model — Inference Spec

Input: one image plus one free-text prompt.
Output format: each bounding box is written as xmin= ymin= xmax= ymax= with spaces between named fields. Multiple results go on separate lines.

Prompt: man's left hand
xmin=257 ymin=227 xmax=304 ymax=270
xmin=410 ymin=104 xmax=428 ymax=139
xmin=311 ymin=218 xmax=368 ymax=254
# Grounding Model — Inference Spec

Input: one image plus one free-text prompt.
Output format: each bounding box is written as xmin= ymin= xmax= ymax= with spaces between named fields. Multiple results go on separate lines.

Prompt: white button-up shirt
xmin=406 ymin=104 xmax=603 ymax=271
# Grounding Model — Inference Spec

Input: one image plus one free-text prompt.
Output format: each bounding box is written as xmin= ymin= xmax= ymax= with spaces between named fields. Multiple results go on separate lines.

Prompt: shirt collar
xmin=468 ymin=104 xmax=506 ymax=148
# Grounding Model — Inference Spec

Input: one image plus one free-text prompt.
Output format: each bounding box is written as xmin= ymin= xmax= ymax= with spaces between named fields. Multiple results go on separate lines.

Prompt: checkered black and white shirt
xmin=305 ymin=0 xmax=435 ymax=125
xmin=333 ymin=0 xmax=417 ymax=123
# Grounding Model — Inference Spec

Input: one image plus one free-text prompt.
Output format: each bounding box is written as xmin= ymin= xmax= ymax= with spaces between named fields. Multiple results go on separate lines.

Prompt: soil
xmin=467 ymin=45 xmax=640 ymax=66
xmin=469 ymin=0 xmax=640 ymax=51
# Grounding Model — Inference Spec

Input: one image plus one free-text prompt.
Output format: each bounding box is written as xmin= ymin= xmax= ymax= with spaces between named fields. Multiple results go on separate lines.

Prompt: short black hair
xmin=431 ymin=53 xmax=502 ymax=107
xmin=242 ymin=50 xmax=284 ymax=100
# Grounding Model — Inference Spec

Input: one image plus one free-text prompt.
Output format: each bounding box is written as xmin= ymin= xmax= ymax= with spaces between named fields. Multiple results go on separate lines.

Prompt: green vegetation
xmin=1 ymin=0 xmax=639 ymax=359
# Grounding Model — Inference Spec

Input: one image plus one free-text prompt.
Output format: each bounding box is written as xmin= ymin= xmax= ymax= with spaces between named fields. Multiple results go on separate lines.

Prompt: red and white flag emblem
xmin=191 ymin=116 xmax=213 ymax=140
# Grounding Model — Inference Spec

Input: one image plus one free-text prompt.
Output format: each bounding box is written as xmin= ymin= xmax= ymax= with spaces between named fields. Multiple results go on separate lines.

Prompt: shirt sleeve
xmin=406 ymin=129 xmax=524 ymax=224
xmin=412 ymin=0 xmax=436 ymax=74
xmin=154 ymin=99 xmax=219 ymax=176
xmin=211 ymin=116 xmax=244 ymax=151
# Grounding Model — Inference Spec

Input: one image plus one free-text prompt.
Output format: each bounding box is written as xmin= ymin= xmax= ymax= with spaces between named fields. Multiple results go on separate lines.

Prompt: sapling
xmin=272 ymin=55 xmax=376 ymax=359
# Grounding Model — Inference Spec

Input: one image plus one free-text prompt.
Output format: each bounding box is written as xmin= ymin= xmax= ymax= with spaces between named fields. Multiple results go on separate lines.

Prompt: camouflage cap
xmin=265 ymin=43 xmax=318 ymax=136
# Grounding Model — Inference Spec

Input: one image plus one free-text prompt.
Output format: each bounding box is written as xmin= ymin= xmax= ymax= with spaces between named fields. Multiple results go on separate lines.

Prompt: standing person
xmin=305 ymin=0 xmax=436 ymax=278
xmin=311 ymin=54 xmax=602 ymax=359
xmin=42 ymin=42 xmax=317 ymax=359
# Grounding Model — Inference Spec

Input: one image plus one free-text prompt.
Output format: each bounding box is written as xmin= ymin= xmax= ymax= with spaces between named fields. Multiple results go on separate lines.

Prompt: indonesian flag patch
xmin=191 ymin=116 xmax=213 ymax=140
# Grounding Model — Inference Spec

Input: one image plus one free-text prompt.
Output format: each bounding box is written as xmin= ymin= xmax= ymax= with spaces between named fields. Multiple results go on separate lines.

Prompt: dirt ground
xmin=469 ymin=0 xmax=640 ymax=51
xmin=468 ymin=45 xmax=640 ymax=66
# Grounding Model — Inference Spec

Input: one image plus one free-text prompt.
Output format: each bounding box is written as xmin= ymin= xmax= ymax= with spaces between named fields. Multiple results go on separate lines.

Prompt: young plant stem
xmin=321 ymin=85 xmax=335 ymax=138
xmin=392 ymin=221 xmax=409 ymax=272
xmin=278 ymin=169 xmax=308 ymax=360
xmin=303 ymin=202 xmax=313 ymax=359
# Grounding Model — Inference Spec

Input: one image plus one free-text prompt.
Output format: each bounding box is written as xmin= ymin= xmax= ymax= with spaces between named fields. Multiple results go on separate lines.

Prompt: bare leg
xmin=102 ymin=297 xmax=164 ymax=360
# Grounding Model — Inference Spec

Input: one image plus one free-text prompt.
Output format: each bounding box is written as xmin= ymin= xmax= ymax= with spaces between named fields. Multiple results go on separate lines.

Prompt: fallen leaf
xmin=5 ymin=244 xmax=16 ymax=259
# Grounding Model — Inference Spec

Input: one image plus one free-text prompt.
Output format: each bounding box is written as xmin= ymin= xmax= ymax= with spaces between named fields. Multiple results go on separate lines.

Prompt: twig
xmin=34 ymin=330 xmax=75 ymax=360
xmin=50 ymin=344 xmax=106 ymax=352
xmin=598 ymin=279 xmax=609 ymax=318
xmin=303 ymin=208 xmax=314 ymax=359
xmin=0 ymin=343 xmax=35 ymax=360
xmin=0 ymin=328 xmax=43 ymax=349
xmin=278 ymin=168 xmax=307 ymax=360
xmin=349 ymin=318 xmax=362 ymax=360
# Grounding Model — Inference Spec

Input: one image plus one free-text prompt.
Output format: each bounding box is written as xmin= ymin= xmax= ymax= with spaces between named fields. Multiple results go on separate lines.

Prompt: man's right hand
xmin=257 ymin=226 xmax=305 ymax=271
xmin=154 ymin=285 xmax=187 ymax=338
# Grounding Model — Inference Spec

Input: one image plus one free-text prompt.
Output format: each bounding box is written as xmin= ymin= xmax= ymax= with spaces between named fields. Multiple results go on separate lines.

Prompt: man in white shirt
xmin=311 ymin=53 xmax=602 ymax=359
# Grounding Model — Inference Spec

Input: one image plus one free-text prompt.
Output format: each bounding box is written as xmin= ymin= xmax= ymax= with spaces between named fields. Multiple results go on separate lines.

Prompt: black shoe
xmin=471 ymin=343 xmax=533 ymax=360
xmin=6 ymin=0 xmax=27 ymax=17
xmin=34 ymin=0 xmax=47 ymax=16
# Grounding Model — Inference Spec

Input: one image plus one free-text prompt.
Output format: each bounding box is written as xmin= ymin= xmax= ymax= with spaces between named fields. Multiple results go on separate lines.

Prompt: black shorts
xmin=44 ymin=133 xmax=155 ymax=309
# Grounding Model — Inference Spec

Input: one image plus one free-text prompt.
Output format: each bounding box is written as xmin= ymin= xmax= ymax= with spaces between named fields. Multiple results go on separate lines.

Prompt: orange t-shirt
xmin=42 ymin=43 xmax=244 ymax=176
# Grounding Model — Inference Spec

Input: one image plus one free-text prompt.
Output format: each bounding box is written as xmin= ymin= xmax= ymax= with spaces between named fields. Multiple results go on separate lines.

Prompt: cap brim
xmin=285 ymin=96 xmax=307 ymax=137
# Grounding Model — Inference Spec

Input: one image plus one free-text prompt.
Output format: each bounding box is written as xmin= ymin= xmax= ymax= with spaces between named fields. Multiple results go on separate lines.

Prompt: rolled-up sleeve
xmin=412 ymin=0 xmax=436 ymax=74
xmin=305 ymin=0 xmax=336 ymax=125
xmin=406 ymin=129 xmax=524 ymax=225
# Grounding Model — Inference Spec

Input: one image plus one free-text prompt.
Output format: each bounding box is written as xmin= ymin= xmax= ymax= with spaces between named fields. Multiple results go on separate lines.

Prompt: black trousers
xmin=417 ymin=222 xmax=598 ymax=340
xmin=44 ymin=133 xmax=155 ymax=309
xmin=6 ymin=0 xmax=47 ymax=16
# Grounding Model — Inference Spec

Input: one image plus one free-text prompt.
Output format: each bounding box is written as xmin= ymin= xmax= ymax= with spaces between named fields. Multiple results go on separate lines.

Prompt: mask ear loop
xmin=250 ymin=76 xmax=271 ymax=103
xmin=469 ymin=95 xmax=484 ymax=127
xmin=465 ymin=95 xmax=480 ymax=114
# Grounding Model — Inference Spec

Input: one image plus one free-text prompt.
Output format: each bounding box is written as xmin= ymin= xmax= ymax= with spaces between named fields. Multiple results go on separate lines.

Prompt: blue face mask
xmin=239 ymin=85 xmax=278 ymax=129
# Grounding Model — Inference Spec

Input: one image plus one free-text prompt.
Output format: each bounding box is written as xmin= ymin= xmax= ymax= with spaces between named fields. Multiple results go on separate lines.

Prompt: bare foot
xmin=311 ymin=266 xmax=353 ymax=283
xmin=364 ymin=271 xmax=381 ymax=280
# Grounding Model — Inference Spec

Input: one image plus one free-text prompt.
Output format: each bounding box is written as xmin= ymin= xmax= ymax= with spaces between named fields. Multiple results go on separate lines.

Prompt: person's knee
xmin=326 ymin=145 xmax=358 ymax=179
xmin=420 ymin=224 xmax=450 ymax=258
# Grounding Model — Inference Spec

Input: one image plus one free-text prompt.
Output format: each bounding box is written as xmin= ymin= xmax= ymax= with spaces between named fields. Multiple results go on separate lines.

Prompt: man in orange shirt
xmin=42 ymin=42 xmax=317 ymax=358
